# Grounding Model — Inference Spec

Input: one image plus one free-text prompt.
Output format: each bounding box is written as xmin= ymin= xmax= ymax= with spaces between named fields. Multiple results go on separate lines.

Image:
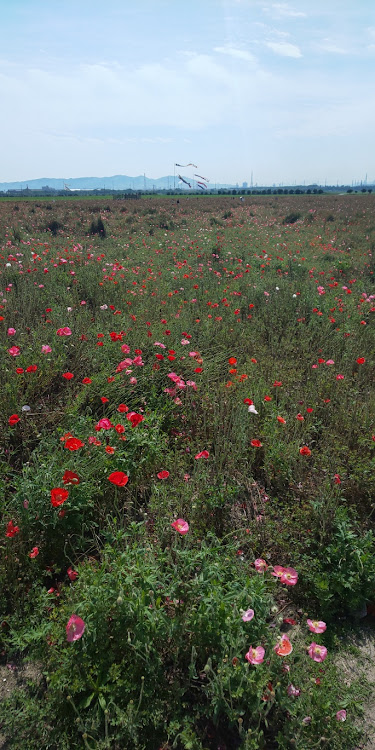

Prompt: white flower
xmin=248 ymin=405 xmax=258 ymax=414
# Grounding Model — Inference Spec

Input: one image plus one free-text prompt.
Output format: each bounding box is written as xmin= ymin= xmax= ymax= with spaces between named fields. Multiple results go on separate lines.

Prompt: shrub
xmin=282 ymin=212 xmax=301 ymax=224
xmin=89 ymin=218 xmax=106 ymax=236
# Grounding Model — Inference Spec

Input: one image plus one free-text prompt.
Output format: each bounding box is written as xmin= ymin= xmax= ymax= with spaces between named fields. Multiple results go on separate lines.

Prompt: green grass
xmin=0 ymin=194 xmax=374 ymax=749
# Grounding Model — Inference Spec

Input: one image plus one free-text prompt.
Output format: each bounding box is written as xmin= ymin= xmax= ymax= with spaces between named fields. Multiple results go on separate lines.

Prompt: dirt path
xmin=336 ymin=623 xmax=375 ymax=750
xmin=0 ymin=662 xmax=43 ymax=749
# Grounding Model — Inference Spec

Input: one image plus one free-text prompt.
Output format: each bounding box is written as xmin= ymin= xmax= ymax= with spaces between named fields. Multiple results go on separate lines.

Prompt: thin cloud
xmin=315 ymin=39 xmax=349 ymax=55
xmin=214 ymin=46 xmax=256 ymax=63
xmin=263 ymin=3 xmax=307 ymax=18
xmin=265 ymin=41 xmax=302 ymax=57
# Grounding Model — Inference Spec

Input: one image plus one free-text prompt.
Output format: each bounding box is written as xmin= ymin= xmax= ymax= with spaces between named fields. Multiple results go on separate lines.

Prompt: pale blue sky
xmin=1 ymin=0 xmax=374 ymax=184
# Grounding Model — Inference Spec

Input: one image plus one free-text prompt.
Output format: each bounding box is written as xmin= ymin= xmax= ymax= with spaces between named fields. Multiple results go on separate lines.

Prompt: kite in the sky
xmin=178 ymin=174 xmax=192 ymax=188
xmin=197 ymin=181 xmax=207 ymax=189
xmin=194 ymin=174 xmax=209 ymax=182
xmin=175 ymin=163 xmax=198 ymax=168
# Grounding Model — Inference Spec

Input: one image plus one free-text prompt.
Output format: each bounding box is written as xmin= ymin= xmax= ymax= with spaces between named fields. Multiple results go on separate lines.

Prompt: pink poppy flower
xmin=7 ymin=328 xmax=16 ymax=336
xmin=307 ymin=619 xmax=327 ymax=634
xmin=171 ymin=518 xmax=189 ymax=535
xmin=241 ymin=608 xmax=255 ymax=622
xmin=308 ymin=642 xmax=327 ymax=662
xmin=254 ymin=558 xmax=268 ymax=572
xmin=29 ymin=546 xmax=39 ymax=558
xmin=96 ymin=418 xmax=113 ymax=431
xmin=287 ymin=684 xmax=301 ymax=697
xmin=41 ymin=345 xmax=52 ymax=354
xmin=56 ymin=327 xmax=72 ymax=336
xmin=336 ymin=710 xmax=347 ymax=722
xmin=8 ymin=346 xmax=20 ymax=357
xmin=280 ymin=567 xmax=298 ymax=586
xmin=245 ymin=646 xmax=265 ymax=665
xmin=66 ymin=614 xmax=85 ymax=642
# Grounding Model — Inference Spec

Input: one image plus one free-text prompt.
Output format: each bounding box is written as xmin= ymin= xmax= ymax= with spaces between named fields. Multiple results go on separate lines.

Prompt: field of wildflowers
xmin=0 ymin=193 xmax=374 ymax=748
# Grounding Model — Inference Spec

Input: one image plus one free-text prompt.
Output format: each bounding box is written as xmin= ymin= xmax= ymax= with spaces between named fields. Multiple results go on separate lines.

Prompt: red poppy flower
xmin=29 ymin=546 xmax=39 ymax=558
xmin=273 ymin=381 xmax=282 ymax=387
xmin=6 ymin=520 xmax=20 ymax=537
xmin=117 ymin=403 xmax=129 ymax=413
xmin=62 ymin=372 xmax=74 ymax=380
xmin=105 ymin=446 xmax=115 ymax=455
xmin=62 ymin=470 xmax=80 ymax=485
xmin=64 ymin=437 xmax=85 ymax=451
xmin=26 ymin=365 xmax=37 ymax=373
xmin=264 ymin=395 xmax=272 ymax=402
xmin=108 ymin=471 xmax=129 ymax=486
xmin=228 ymin=357 xmax=237 ymax=365
xmin=115 ymin=424 xmax=125 ymax=434
xmin=82 ymin=377 xmax=92 ymax=384
xmin=67 ymin=567 xmax=78 ymax=581
xmin=8 ymin=414 xmax=20 ymax=426
xmin=157 ymin=470 xmax=170 ymax=480
xmin=195 ymin=450 xmax=210 ymax=459
xmin=251 ymin=439 xmax=262 ymax=448
xmin=299 ymin=446 xmax=311 ymax=456
xmin=16 ymin=367 xmax=24 ymax=374
xmin=277 ymin=416 xmax=286 ymax=424
xmin=356 ymin=357 xmax=365 ymax=365
xmin=51 ymin=487 xmax=69 ymax=507
xmin=244 ymin=398 xmax=253 ymax=405
xmin=126 ymin=412 xmax=144 ymax=428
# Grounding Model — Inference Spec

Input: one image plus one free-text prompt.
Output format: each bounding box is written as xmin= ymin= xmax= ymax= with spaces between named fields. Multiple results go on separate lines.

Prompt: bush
xmin=282 ymin=212 xmax=301 ymax=225
xmin=89 ymin=218 xmax=106 ymax=236
xmin=46 ymin=219 xmax=63 ymax=236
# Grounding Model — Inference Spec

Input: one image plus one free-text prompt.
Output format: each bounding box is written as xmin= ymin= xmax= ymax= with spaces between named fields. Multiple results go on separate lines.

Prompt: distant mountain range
xmin=0 ymin=175 xmax=230 ymax=192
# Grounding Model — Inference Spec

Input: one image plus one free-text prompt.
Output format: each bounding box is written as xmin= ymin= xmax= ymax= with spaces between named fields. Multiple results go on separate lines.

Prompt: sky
xmin=1 ymin=0 xmax=375 ymax=185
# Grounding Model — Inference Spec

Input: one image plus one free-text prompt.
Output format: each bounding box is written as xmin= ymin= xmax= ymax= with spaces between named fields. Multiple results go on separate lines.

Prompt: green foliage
xmin=302 ymin=507 xmax=375 ymax=618
xmin=0 ymin=193 xmax=374 ymax=748
xmin=1 ymin=530 xmax=363 ymax=749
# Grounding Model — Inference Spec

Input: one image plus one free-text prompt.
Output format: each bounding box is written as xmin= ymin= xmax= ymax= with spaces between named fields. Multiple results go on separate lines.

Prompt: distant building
xmin=242 ymin=182 xmax=248 ymax=188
